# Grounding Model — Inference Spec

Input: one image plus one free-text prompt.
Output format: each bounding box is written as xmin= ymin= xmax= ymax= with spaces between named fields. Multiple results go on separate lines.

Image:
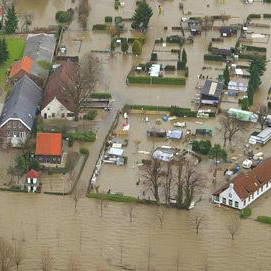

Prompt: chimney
xmin=229 ymin=183 xmax=234 ymax=189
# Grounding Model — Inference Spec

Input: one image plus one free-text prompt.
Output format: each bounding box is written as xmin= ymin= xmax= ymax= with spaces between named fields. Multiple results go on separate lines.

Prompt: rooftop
xmin=201 ymin=80 xmax=223 ymax=98
xmin=35 ymin=133 xmax=62 ymax=156
xmin=9 ymin=56 xmax=33 ymax=79
xmin=26 ymin=169 xmax=40 ymax=179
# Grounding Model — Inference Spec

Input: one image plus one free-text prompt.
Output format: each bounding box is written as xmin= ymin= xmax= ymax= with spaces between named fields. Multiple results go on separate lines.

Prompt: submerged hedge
xmin=257 ymin=216 xmax=271 ymax=224
xmin=127 ymin=76 xmax=186 ymax=85
xmin=87 ymin=192 xmax=139 ymax=203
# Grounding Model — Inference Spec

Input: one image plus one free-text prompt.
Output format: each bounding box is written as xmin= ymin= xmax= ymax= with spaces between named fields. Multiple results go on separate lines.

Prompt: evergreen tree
xmin=132 ymin=40 xmax=142 ymax=55
xmin=209 ymin=144 xmax=227 ymax=163
xmin=1 ymin=38 xmax=9 ymax=62
xmin=0 ymin=39 xmax=3 ymax=64
xmin=249 ymin=64 xmax=261 ymax=90
xmin=249 ymin=56 xmax=266 ymax=76
xmin=4 ymin=4 xmax=18 ymax=34
xmin=247 ymin=83 xmax=254 ymax=105
xmin=223 ymin=64 xmax=230 ymax=89
xmin=121 ymin=39 xmax=129 ymax=53
xmin=131 ymin=0 xmax=153 ymax=31
xmin=181 ymin=48 xmax=187 ymax=68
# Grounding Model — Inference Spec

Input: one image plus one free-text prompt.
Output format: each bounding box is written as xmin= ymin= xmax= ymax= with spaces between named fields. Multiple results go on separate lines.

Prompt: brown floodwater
xmin=5 ymin=0 xmax=271 ymax=270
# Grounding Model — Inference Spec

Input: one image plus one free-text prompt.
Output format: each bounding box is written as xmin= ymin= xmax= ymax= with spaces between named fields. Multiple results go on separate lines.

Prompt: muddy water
xmin=6 ymin=0 xmax=271 ymax=270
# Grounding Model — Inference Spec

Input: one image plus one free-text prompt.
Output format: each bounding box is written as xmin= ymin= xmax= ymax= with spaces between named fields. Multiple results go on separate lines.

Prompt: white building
xmin=212 ymin=157 xmax=271 ymax=209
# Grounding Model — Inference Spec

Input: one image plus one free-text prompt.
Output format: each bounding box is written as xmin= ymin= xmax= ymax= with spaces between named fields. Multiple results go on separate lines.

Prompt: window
xmin=13 ymin=122 xmax=17 ymax=128
xmin=261 ymin=187 xmax=263 ymax=192
xmin=7 ymin=122 xmax=11 ymax=128
xmin=18 ymin=123 xmax=22 ymax=128
xmin=13 ymin=131 xmax=17 ymax=137
xmin=243 ymin=200 xmax=246 ymax=206
xmin=235 ymin=201 xmax=239 ymax=208
xmin=61 ymin=113 xmax=65 ymax=118
xmin=5 ymin=130 xmax=10 ymax=136
xmin=47 ymin=107 xmax=50 ymax=111
xmin=252 ymin=193 xmax=254 ymax=200
xmin=229 ymin=193 xmax=232 ymax=198
xmin=52 ymin=113 xmax=55 ymax=118
xmin=222 ymin=198 xmax=226 ymax=204
xmin=67 ymin=113 xmax=74 ymax=117
xmin=257 ymin=190 xmax=259 ymax=195
xmin=229 ymin=199 xmax=233 ymax=206
xmin=266 ymin=183 xmax=268 ymax=188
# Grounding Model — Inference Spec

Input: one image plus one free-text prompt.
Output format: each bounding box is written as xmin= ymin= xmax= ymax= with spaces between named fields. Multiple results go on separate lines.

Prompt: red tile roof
xmin=26 ymin=169 xmax=40 ymax=179
xmin=35 ymin=133 xmax=62 ymax=156
xmin=9 ymin=56 xmax=33 ymax=79
xmin=42 ymin=61 xmax=78 ymax=111
xmin=213 ymin=157 xmax=271 ymax=200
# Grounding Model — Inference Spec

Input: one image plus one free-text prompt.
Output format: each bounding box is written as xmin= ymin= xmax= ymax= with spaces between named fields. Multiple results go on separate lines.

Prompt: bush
xmin=80 ymin=147 xmax=89 ymax=155
xmin=87 ymin=192 xmax=139 ymax=203
xmin=55 ymin=9 xmax=74 ymax=24
xmin=192 ymin=140 xmax=212 ymax=155
xmin=240 ymin=208 xmax=252 ymax=218
xmin=68 ymin=131 xmax=96 ymax=142
xmin=115 ymin=16 xmax=122 ymax=23
xmin=83 ymin=110 xmax=97 ymax=120
xmin=123 ymin=156 xmax=128 ymax=164
xmin=257 ymin=216 xmax=271 ymax=224
xmin=115 ymin=0 xmax=120 ymax=9
xmin=164 ymin=65 xmax=176 ymax=71
xmin=244 ymin=45 xmax=266 ymax=52
xmin=68 ymin=137 xmax=74 ymax=147
xmin=185 ymin=66 xmax=189 ymax=77
xmin=105 ymin=16 xmax=113 ymax=23
xmin=121 ymin=40 xmax=129 ymax=53
xmin=91 ymin=92 xmax=112 ymax=99
xmin=92 ymin=24 xmax=108 ymax=30
xmin=128 ymin=36 xmax=146 ymax=44
xmin=150 ymin=53 xmax=157 ymax=61
xmin=263 ymin=13 xmax=271 ymax=18
xmin=204 ymin=54 xmax=225 ymax=62
xmin=241 ymin=98 xmax=249 ymax=110
xmin=132 ymin=40 xmax=142 ymax=55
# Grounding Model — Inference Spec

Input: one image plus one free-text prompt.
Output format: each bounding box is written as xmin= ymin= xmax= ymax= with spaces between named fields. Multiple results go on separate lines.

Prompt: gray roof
xmin=0 ymin=76 xmax=42 ymax=130
xmin=24 ymin=34 xmax=56 ymax=79
xmin=201 ymin=80 xmax=223 ymax=99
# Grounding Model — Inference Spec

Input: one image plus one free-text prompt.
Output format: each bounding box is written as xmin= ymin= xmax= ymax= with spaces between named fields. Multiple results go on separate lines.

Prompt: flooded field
xmin=3 ymin=0 xmax=271 ymax=270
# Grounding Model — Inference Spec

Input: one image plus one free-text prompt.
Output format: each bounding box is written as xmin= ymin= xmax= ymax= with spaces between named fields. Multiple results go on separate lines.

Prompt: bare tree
xmin=41 ymin=249 xmax=55 ymax=271
xmin=0 ymin=237 xmax=15 ymax=271
xmin=68 ymin=255 xmax=80 ymax=271
xmin=257 ymin=104 xmax=268 ymax=130
xmin=61 ymin=54 xmax=101 ymax=121
xmin=128 ymin=205 xmax=135 ymax=223
xmin=78 ymin=0 xmax=90 ymax=30
xmin=193 ymin=213 xmax=204 ymax=235
xmin=227 ymin=215 xmax=240 ymax=240
xmin=72 ymin=183 xmax=84 ymax=212
xmin=156 ymin=206 xmax=167 ymax=228
xmin=164 ymin=161 xmax=173 ymax=206
xmin=13 ymin=240 xmax=24 ymax=270
xmin=219 ymin=116 xmax=245 ymax=147
xmin=140 ymin=158 xmax=164 ymax=203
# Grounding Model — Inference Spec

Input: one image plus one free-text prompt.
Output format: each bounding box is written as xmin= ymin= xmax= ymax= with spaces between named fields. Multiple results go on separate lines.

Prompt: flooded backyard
xmin=3 ymin=0 xmax=271 ymax=270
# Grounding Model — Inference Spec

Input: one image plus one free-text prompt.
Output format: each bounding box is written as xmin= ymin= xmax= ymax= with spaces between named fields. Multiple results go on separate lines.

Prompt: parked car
xmin=242 ymin=159 xmax=253 ymax=169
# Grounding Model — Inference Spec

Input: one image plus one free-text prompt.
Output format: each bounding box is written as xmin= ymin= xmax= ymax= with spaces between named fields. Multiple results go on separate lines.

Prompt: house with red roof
xmin=41 ymin=61 xmax=77 ymax=120
xmin=25 ymin=169 xmax=41 ymax=192
xmin=35 ymin=132 xmax=63 ymax=164
xmin=212 ymin=157 xmax=271 ymax=209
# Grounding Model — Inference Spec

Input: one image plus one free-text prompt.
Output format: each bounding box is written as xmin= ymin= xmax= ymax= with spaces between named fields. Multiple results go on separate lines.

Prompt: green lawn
xmin=0 ymin=36 xmax=25 ymax=88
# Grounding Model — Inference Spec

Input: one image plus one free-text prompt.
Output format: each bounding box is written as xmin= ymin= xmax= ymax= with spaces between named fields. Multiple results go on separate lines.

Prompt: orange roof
xmin=35 ymin=133 xmax=62 ymax=156
xmin=9 ymin=56 xmax=33 ymax=78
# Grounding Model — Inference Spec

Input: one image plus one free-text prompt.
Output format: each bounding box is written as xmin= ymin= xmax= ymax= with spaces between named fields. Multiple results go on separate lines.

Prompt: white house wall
xmin=214 ymin=180 xmax=271 ymax=209
xmin=41 ymin=98 xmax=74 ymax=120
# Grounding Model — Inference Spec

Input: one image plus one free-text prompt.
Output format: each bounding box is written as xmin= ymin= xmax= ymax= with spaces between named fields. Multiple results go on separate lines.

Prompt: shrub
xmin=257 ymin=216 xmax=271 ymax=224
xmin=185 ymin=66 xmax=189 ymax=77
xmin=91 ymin=92 xmax=112 ymax=99
xmin=83 ymin=110 xmax=97 ymax=120
xmin=121 ymin=40 xmax=129 ymax=53
xmin=241 ymin=98 xmax=249 ymax=110
xmin=164 ymin=65 xmax=176 ymax=71
xmin=240 ymin=208 xmax=252 ymax=218
xmin=263 ymin=13 xmax=271 ymax=18
xmin=68 ymin=137 xmax=74 ymax=147
xmin=150 ymin=53 xmax=157 ymax=61
xmin=92 ymin=24 xmax=107 ymax=30
xmin=123 ymin=156 xmax=128 ymax=164
xmin=192 ymin=140 xmax=212 ymax=155
xmin=244 ymin=45 xmax=266 ymax=52
xmin=128 ymin=36 xmax=146 ymax=44
xmin=80 ymin=147 xmax=89 ymax=155
xmin=132 ymin=40 xmax=142 ymax=55
xmin=115 ymin=16 xmax=122 ymax=23
xmin=114 ymin=0 xmax=120 ymax=9
xmin=105 ymin=16 xmax=113 ymax=23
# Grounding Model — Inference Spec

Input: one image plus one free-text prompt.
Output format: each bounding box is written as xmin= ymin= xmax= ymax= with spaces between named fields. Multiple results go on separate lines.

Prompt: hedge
xmin=204 ymin=54 xmax=225 ymax=62
xmin=263 ymin=0 xmax=271 ymax=2
xmin=127 ymin=76 xmax=186 ymax=85
xmin=128 ymin=104 xmax=171 ymax=111
xmin=87 ymin=192 xmax=139 ymax=203
xmin=239 ymin=54 xmax=266 ymax=60
xmin=115 ymin=16 xmax=122 ymax=23
xmin=67 ymin=131 xmax=96 ymax=142
xmin=91 ymin=92 xmax=112 ymax=99
xmin=164 ymin=65 xmax=176 ymax=71
xmin=247 ymin=14 xmax=261 ymax=21
xmin=151 ymin=53 xmax=157 ymax=61
xmin=104 ymin=16 xmax=113 ymax=23
xmin=244 ymin=45 xmax=266 ymax=52
xmin=0 ymin=187 xmax=28 ymax=193
xmin=170 ymin=106 xmax=197 ymax=117
xmin=257 ymin=216 xmax=271 ymax=224
xmin=128 ymin=36 xmax=146 ymax=44
xmin=263 ymin=13 xmax=271 ymax=18
xmin=240 ymin=208 xmax=252 ymax=218
xmin=92 ymin=24 xmax=108 ymax=30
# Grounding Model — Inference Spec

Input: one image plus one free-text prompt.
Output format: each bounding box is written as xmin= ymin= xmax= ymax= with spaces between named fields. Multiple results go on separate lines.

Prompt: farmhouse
xmin=212 ymin=157 xmax=271 ymax=209
xmin=200 ymin=80 xmax=223 ymax=106
xmin=0 ymin=76 xmax=42 ymax=147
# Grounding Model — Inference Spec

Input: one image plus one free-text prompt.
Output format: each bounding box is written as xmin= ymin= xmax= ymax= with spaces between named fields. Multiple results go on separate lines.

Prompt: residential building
xmin=0 ymin=75 xmax=42 ymax=147
xmin=25 ymin=169 xmax=41 ymax=192
xmin=212 ymin=157 xmax=271 ymax=209
xmin=9 ymin=56 xmax=33 ymax=81
xmin=35 ymin=133 xmax=63 ymax=164
xmin=200 ymin=80 xmax=223 ymax=106
xmin=41 ymin=62 xmax=77 ymax=120
xmin=24 ymin=33 xmax=56 ymax=82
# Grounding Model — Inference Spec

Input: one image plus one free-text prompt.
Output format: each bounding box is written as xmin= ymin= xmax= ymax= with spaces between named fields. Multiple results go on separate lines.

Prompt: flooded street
xmin=4 ymin=0 xmax=271 ymax=270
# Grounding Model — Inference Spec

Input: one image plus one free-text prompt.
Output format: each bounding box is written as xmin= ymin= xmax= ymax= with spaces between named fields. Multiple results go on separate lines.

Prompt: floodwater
xmin=4 ymin=0 xmax=271 ymax=270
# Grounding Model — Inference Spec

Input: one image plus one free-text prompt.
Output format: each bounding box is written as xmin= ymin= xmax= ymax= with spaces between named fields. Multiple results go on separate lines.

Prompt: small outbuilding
xmin=200 ymin=80 xmax=223 ymax=106
xmin=25 ymin=169 xmax=41 ymax=192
